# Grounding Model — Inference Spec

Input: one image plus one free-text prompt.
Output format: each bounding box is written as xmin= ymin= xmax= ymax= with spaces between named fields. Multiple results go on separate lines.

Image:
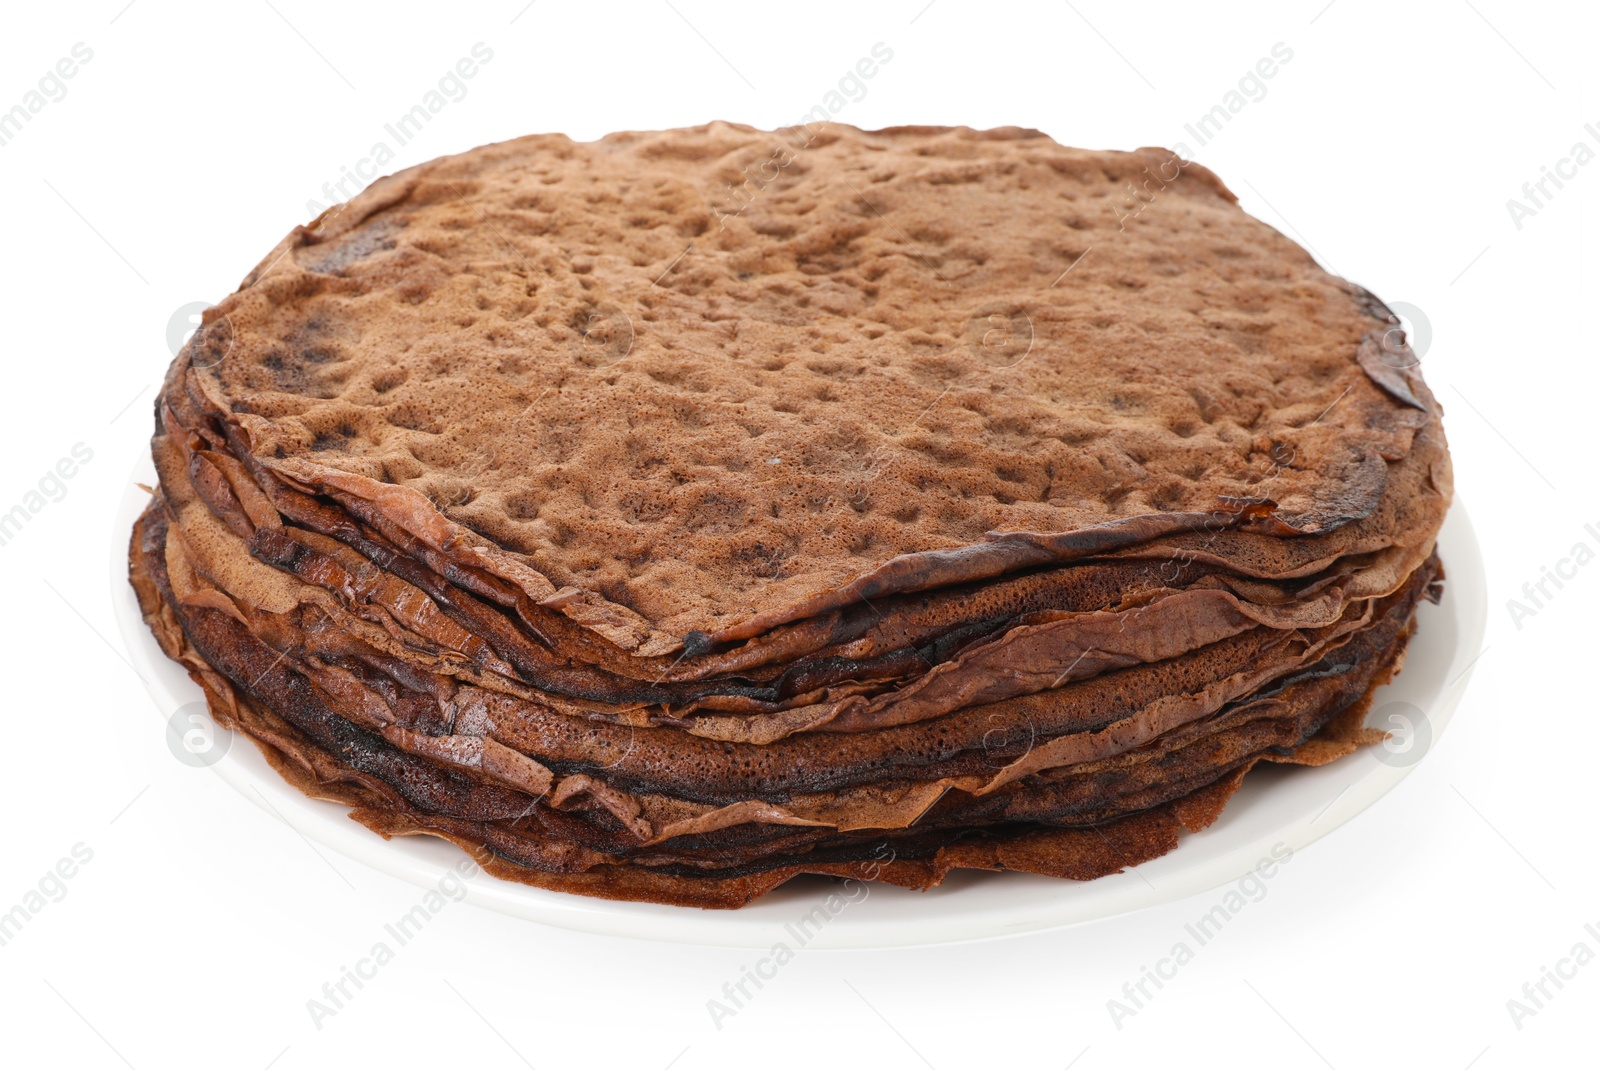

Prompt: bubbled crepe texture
xmin=130 ymin=123 xmax=1451 ymax=908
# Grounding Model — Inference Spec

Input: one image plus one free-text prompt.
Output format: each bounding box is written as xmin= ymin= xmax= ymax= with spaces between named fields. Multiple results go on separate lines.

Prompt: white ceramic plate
xmin=112 ymin=458 xmax=1486 ymax=948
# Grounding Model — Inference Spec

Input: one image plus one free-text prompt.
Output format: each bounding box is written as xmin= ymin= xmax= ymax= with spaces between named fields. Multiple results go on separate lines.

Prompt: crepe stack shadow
xmin=129 ymin=123 xmax=1451 ymax=908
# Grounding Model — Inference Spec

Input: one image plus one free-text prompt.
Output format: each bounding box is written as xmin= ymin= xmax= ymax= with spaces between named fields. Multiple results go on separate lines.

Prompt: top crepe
xmin=183 ymin=122 xmax=1440 ymax=656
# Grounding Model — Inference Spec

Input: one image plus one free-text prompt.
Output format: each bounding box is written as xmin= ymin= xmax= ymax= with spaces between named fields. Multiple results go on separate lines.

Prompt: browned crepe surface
xmin=180 ymin=123 xmax=1443 ymax=652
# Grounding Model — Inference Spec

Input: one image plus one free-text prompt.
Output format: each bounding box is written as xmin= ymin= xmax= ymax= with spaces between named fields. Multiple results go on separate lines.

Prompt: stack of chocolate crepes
xmin=130 ymin=125 xmax=1451 ymax=907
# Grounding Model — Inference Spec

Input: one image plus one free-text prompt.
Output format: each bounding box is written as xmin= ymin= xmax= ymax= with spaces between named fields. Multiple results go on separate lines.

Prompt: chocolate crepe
xmin=130 ymin=124 xmax=1450 ymax=907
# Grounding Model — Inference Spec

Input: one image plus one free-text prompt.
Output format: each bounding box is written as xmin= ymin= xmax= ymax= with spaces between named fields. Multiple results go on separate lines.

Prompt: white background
xmin=1 ymin=1 xmax=1596 ymax=1066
